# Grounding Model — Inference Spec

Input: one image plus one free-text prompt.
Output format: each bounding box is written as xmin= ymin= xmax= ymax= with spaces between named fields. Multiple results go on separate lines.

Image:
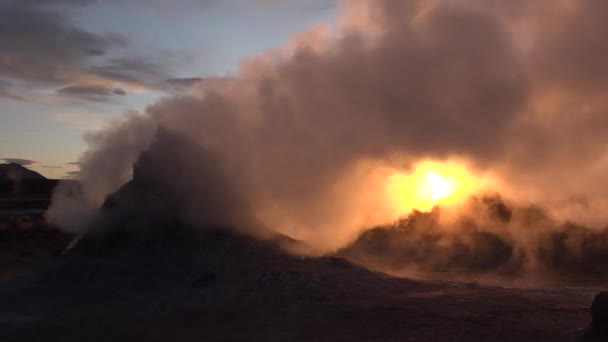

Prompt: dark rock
xmin=193 ymin=271 xmax=216 ymax=288
xmin=585 ymin=292 xmax=608 ymax=336
xmin=326 ymin=256 xmax=352 ymax=268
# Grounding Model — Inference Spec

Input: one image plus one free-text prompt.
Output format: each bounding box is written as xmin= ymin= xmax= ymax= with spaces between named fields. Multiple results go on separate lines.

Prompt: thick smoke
xmin=49 ymin=0 xmax=608 ymax=259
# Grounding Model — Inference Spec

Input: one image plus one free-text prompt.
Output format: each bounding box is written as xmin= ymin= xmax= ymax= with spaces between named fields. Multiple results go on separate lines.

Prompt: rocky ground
xmin=0 ymin=225 xmax=70 ymax=282
xmin=0 ymin=226 xmax=601 ymax=342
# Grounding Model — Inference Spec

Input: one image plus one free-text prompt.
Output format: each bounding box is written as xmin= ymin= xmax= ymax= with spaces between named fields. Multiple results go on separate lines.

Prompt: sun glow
xmin=425 ymin=171 xmax=455 ymax=201
xmin=386 ymin=160 xmax=488 ymax=214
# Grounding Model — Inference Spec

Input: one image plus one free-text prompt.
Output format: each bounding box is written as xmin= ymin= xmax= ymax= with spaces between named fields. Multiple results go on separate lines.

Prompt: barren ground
xmin=0 ymin=226 xmax=601 ymax=342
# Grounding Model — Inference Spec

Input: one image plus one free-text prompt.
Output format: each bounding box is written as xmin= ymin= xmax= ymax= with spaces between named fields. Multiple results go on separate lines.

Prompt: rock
xmin=193 ymin=271 xmax=216 ymax=288
xmin=585 ymin=292 xmax=608 ymax=336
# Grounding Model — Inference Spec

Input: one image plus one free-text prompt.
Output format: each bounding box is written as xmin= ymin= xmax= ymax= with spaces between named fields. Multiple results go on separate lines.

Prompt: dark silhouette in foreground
xmin=583 ymin=292 xmax=608 ymax=340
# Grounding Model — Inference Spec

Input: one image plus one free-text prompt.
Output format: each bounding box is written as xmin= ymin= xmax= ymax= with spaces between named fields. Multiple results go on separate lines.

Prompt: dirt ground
xmin=0 ymin=228 xmax=602 ymax=341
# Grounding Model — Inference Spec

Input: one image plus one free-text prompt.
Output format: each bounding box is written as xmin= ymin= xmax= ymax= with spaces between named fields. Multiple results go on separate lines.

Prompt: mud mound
xmin=0 ymin=132 xmax=595 ymax=341
xmin=339 ymin=196 xmax=608 ymax=284
xmin=0 ymin=224 xmax=428 ymax=342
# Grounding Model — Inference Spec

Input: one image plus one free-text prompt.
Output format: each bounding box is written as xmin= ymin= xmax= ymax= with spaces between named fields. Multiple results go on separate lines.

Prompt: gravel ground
xmin=0 ymin=229 xmax=600 ymax=341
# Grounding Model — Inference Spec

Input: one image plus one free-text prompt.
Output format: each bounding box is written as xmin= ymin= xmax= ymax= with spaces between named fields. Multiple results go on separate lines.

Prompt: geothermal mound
xmin=0 ymin=132 xmax=420 ymax=341
xmin=0 ymin=130 xmax=598 ymax=341
xmin=340 ymin=196 xmax=608 ymax=284
xmin=0 ymin=189 xmax=424 ymax=342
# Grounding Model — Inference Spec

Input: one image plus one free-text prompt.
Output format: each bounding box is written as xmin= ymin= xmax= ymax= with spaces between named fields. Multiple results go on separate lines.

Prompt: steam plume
xmin=48 ymin=0 xmax=608 ymax=257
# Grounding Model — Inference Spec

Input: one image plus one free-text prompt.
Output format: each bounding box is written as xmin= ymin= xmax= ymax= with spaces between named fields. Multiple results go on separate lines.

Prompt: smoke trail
xmin=48 ymin=0 xmax=608 ymax=257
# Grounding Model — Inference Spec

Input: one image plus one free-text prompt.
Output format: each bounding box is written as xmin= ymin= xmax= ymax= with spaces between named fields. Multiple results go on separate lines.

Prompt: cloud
xmin=84 ymin=48 xmax=105 ymax=56
xmin=0 ymin=80 xmax=22 ymax=99
xmin=255 ymin=0 xmax=336 ymax=12
xmin=164 ymin=77 xmax=203 ymax=88
xmin=57 ymin=85 xmax=126 ymax=102
xmin=52 ymin=112 xmax=105 ymax=127
xmin=87 ymin=57 xmax=173 ymax=91
xmin=0 ymin=87 xmax=25 ymax=101
xmin=0 ymin=4 xmax=124 ymax=84
xmin=9 ymin=0 xmax=99 ymax=7
xmin=2 ymin=158 xmax=37 ymax=166
xmin=0 ymin=1 xmax=191 ymax=102
xmin=42 ymin=165 xmax=63 ymax=169
xmin=62 ymin=170 xmax=81 ymax=179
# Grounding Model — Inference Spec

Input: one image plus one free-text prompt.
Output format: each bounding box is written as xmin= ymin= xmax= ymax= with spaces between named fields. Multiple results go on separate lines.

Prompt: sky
xmin=0 ymin=0 xmax=337 ymax=178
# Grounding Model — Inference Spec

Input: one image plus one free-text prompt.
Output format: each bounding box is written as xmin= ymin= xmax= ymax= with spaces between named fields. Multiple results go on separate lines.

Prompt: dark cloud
xmin=2 ymin=158 xmax=37 ymax=166
xmin=0 ymin=80 xmax=20 ymax=99
xmin=164 ymin=77 xmax=203 ymax=88
xmin=257 ymin=0 xmax=336 ymax=12
xmin=0 ymin=87 xmax=25 ymax=101
xmin=0 ymin=4 xmax=124 ymax=85
xmin=4 ymin=0 xmax=99 ymax=8
xmin=0 ymin=0 xmax=183 ymax=101
xmin=87 ymin=57 xmax=173 ymax=90
xmin=84 ymin=48 xmax=105 ymax=56
xmin=0 ymin=0 xmax=309 ymax=102
xmin=58 ymin=85 xmax=126 ymax=102
xmin=57 ymin=85 xmax=111 ymax=95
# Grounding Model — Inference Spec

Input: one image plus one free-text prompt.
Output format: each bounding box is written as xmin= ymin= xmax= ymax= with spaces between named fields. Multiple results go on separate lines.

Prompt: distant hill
xmin=0 ymin=163 xmax=46 ymax=181
xmin=0 ymin=163 xmax=58 ymax=198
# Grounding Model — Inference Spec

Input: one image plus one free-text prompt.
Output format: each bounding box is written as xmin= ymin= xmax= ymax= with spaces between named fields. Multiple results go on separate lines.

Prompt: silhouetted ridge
xmin=0 ymin=163 xmax=57 ymax=206
xmin=0 ymin=163 xmax=45 ymax=181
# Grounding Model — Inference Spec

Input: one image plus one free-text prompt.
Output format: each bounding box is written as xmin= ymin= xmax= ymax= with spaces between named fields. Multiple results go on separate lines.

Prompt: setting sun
xmin=385 ymin=160 xmax=488 ymax=214
xmin=424 ymin=171 xmax=455 ymax=201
